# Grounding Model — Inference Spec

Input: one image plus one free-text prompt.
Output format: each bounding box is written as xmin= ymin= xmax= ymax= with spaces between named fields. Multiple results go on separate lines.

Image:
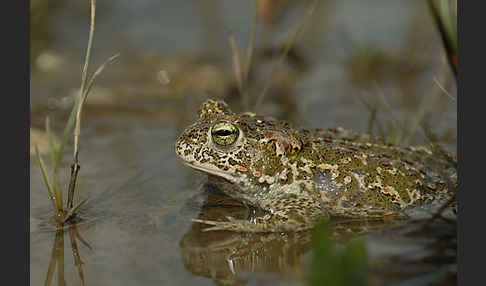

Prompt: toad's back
xmin=303 ymin=127 xmax=456 ymax=217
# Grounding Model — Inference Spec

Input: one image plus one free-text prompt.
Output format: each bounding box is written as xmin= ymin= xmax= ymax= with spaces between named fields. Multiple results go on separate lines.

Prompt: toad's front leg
xmin=193 ymin=195 xmax=328 ymax=232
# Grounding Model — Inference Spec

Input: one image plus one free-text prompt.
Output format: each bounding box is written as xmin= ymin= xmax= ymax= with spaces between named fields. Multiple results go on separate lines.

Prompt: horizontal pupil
xmin=214 ymin=129 xmax=233 ymax=136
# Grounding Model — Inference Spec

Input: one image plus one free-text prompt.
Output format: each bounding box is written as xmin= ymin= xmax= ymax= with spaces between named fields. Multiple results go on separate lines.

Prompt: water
xmin=30 ymin=1 xmax=456 ymax=285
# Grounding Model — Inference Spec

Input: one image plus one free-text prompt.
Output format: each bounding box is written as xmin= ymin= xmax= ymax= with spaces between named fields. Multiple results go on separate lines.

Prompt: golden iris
xmin=211 ymin=122 xmax=239 ymax=146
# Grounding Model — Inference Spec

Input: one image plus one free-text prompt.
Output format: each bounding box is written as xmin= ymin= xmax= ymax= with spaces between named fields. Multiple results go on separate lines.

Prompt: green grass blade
xmin=53 ymin=179 xmax=63 ymax=212
xmin=439 ymin=0 xmax=457 ymax=52
xmin=45 ymin=117 xmax=63 ymax=202
xmin=35 ymin=146 xmax=57 ymax=210
xmin=54 ymin=99 xmax=79 ymax=173
xmin=427 ymin=0 xmax=457 ymax=77
xmin=45 ymin=117 xmax=57 ymax=168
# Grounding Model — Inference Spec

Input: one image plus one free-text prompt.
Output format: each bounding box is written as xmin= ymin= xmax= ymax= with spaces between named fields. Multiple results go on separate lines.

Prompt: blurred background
xmin=30 ymin=0 xmax=456 ymax=150
xmin=30 ymin=1 xmax=457 ymax=285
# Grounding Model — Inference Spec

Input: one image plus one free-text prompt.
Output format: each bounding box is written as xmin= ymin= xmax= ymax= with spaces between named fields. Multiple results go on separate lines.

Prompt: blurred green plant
xmin=309 ymin=222 xmax=368 ymax=286
xmin=34 ymin=0 xmax=119 ymax=227
xmin=348 ymin=0 xmax=457 ymax=147
xmin=427 ymin=0 xmax=457 ymax=78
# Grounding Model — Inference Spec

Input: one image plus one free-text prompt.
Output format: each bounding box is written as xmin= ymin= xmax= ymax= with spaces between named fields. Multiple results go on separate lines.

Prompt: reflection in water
xmin=179 ymin=185 xmax=310 ymax=285
xmin=181 ymin=227 xmax=311 ymax=285
xmin=178 ymin=184 xmax=404 ymax=285
xmin=44 ymin=224 xmax=91 ymax=286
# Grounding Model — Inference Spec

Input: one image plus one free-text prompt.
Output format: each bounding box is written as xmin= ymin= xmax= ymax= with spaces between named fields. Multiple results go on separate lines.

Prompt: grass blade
xmin=83 ymin=53 xmax=120 ymax=102
xmin=69 ymin=0 xmax=97 ymax=169
xmin=46 ymin=117 xmax=62 ymax=205
xmin=228 ymin=32 xmax=244 ymax=95
xmin=73 ymin=226 xmax=93 ymax=251
xmin=373 ymin=83 xmax=404 ymax=144
xmin=35 ymin=146 xmax=57 ymax=211
xmin=69 ymin=227 xmax=86 ymax=286
xmin=54 ymin=104 xmax=78 ymax=173
xmin=44 ymin=232 xmax=59 ymax=286
xmin=255 ymin=0 xmax=318 ymax=112
xmin=68 ymin=1 xmax=119 ymax=210
xmin=242 ymin=0 xmax=259 ymax=110
xmin=61 ymin=198 xmax=89 ymax=224
xmin=45 ymin=117 xmax=57 ymax=168
xmin=427 ymin=0 xmax=457 ymax=77
xmin=79 ymin=0 xmax=97 ymax=96
xmin=433 ymin=76 xmax=456 ymax=102
xmin=439 ymin=0 xmax=457 ymax=51
xmin=245 ymin=0 xmax=258 ymax=81
xmin=71 ymin=197 xmax=89 ymax=215
xmin=55 ymin=229 xmax=66 ymax=286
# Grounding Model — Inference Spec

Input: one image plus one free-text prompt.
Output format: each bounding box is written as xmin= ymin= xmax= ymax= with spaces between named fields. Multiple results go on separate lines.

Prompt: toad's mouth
xmin=182 ymin=161 xmax=237 ymax=183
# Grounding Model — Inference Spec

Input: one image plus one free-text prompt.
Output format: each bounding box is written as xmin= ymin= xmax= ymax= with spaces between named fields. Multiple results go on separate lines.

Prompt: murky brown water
xmin=30 ymin=1 xmax=456 ymax=285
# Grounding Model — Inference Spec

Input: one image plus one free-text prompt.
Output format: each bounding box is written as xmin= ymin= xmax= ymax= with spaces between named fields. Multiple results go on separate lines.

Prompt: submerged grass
xmin=34 ymin=0 xmax=119 ymax=227
xmin=309 ymin=222 xmax=368 ymax=286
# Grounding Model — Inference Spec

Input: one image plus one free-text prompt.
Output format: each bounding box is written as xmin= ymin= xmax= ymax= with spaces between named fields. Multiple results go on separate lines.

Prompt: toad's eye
xmin=211 ymin=122 xmax=239 ymax=146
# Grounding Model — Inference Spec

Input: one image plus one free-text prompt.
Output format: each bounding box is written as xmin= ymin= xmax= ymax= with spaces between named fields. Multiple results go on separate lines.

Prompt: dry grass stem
xmin=67 ymin=0 xmax=119 ymax=209
xmin=255 ymin=0 xmax=318 ymax=112
xmin=69 ymin=226 xmax=86 ymax=286
xmin=242 ymin=0 xmax=259 ymax=110
xmin=84 ymin=53 xmax=120 ymax=102
xmin=433 ymin=76 xmax=456 ymax=102
xmin=228 ymin=32 xmax=244 ymax=93
xmin=73 ymin=226 xmax=93 ymax=250
xmin=426 ymin=192 xmax=457 ymax=224
xmin=373 ymin=84 xmax=405 ymax=144
xmin=35 ymin=0 xmax=117 ymax=223
xmin=61 ymin=198 xmax=89 ymax=224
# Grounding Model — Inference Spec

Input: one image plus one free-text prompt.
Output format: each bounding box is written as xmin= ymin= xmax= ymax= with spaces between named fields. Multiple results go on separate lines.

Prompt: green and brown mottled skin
xmin=175 ymin=99 xmax=457 ymax=232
